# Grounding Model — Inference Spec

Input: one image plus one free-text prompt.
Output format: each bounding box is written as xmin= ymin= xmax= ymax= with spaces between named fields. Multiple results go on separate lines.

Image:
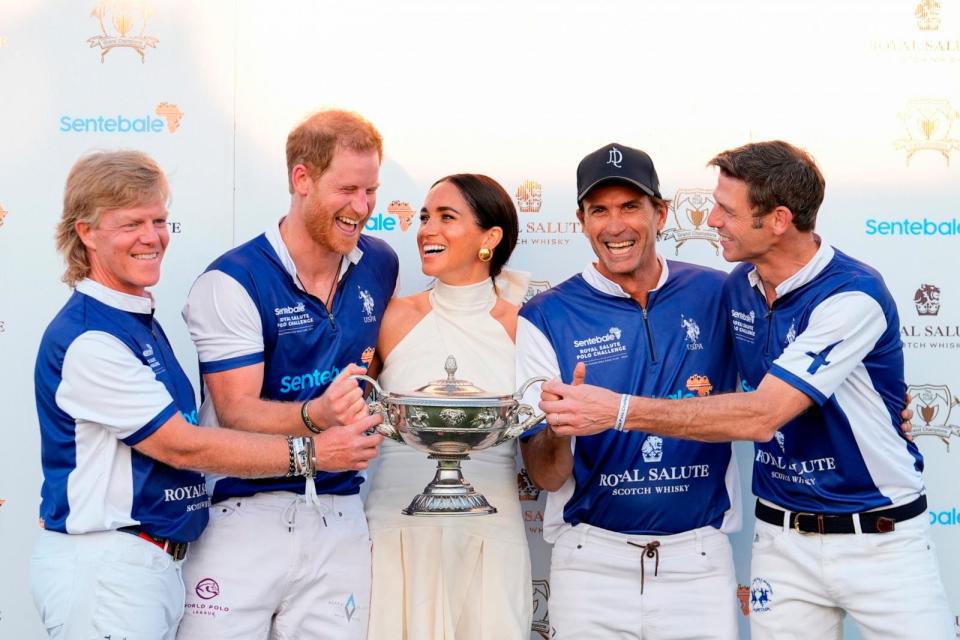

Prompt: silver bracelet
xmin=614 ymin=393 xmax=631 ymax=432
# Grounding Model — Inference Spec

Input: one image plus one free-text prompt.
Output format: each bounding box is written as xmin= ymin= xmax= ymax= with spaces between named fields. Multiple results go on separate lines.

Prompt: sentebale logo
xmin=60 ymin=103 xmax=182 ymax=133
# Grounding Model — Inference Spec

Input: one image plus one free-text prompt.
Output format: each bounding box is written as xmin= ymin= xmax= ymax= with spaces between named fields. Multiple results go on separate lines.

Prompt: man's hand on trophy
xmin=310 ymin=363 xmax=370 ymax=428
xmin=540 ymin=363 xmax=618 ymax=437
xmin=313 ymin=414 xmax=384 ymax=472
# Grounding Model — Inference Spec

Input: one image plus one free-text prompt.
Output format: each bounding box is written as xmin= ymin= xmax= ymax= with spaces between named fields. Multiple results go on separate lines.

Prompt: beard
xmin=303 ymin=196 xmax=366 ymax=256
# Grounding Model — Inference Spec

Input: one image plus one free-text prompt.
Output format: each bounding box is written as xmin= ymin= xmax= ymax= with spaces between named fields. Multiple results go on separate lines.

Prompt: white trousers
xmin=749 ymin=513 xmax=953 ymax=639
xmin=176 ymin=492 xmax=371 ymax=640
xmin=548 ymin=524 xmax=738 ymax=640
xmin=30 ymin=529 xmax=186 ymax=640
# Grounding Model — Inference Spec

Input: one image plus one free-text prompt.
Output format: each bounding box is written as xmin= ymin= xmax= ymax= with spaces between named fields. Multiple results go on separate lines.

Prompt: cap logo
xmin=607 ymin=147 xmax=623 ymax=168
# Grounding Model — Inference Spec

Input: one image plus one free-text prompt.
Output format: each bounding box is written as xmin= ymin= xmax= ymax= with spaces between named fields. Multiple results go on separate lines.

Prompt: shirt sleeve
xmin=516 ymin=316 xmax=561 ymax=441
xmin=56 ymin=331 xmax=178 ymax=445
xmin=182 ymin=270 xmax=264 ymax=374
xmin=768 ymin=291 xmax=887 ymax=405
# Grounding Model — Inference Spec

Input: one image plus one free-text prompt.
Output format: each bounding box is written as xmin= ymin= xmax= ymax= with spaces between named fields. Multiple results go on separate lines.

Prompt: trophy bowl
xmin=353 ymin=355 xmax=546 ymax=516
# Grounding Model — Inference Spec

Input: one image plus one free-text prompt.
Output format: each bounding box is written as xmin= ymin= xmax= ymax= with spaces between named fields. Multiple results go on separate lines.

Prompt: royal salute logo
xmin=660 ymin=188 xmax=721 ymax=255
xmin=916 ymin=0 xmax=942 ymax=31
xmin=915 ymin=283 xmax=942 ymax=315
xmin=737 ymin=584 xmax=751 ymax=616
xmin=522 ymin=279 xmax=551 ymax=304
xmin=895 ymin=99 xmax=960 ymax=166
xmin=88 ymin=1 xmax=159 ymax=62
xmin=385 ymin=200 xmax=415 ymax=232
xmin=517 ymin=469 xmax=541 ymax=501
xmin=531 ymin=578 xmax=553 ymax=639
xmin=641 ymin=435 xmax=663 ymax=463
xmin=515 ymin=180 xmax=543 ymax=213
xmin=902 ymin=284 xmax=960 ymax=350
xmin=750 ymin=578 xmax=773 ymax=613
xmin=907 ymin=383 xmax=960 ymax=445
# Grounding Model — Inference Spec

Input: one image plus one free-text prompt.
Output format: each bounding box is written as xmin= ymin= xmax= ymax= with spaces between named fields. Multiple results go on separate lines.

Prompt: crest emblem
xmin=750 ymin=578 xmax=773 ymax=613
xmin=907 ymin=384 xmax=960 ymax=447
xmin=660 ymin=188 xmax=721 ymax=254
xmin=914 ymin=283 xmax=941 ymax=316
xmin=515 ymin=180 xmax=543 ymax=213
xmin=522 ymin=280 xmax=552 ymax=304
xmin=895 ymin=99 xmax=960 ymax=166
xmin=915 ymin=0 xmax=941 ymax=31
xmin=387 ymin=200 xmax=415 ymax=232
xmin=641 ymin=435 xmax=663 ymax=463
xmin=531 ymin=579 xmax=552 ymax=638
xmin=88 ymin=1 xmax=159 ymax=62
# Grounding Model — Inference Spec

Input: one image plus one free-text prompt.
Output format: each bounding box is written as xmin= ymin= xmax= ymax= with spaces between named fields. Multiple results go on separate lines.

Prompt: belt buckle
xmin=162 ymin=539 xmax=188 ymax=561
xmin=793 ymin=512 xmax=825 ymax=534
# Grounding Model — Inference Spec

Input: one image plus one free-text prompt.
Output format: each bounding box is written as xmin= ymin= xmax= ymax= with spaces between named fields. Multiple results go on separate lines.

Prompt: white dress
xmin=365 ymin=277 xmax=532 ymax=640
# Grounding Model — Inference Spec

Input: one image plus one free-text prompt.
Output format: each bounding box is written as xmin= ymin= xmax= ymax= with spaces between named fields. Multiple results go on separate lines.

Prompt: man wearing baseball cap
xmin=516 ymin=143 xmax=742 ymax=639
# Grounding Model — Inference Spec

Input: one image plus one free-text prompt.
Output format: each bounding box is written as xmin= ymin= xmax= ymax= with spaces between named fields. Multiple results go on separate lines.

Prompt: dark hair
xmin=430 ymin=174 xmax=519 ymax=278
xmin=708 ymin=140 xmax=825 ymax=232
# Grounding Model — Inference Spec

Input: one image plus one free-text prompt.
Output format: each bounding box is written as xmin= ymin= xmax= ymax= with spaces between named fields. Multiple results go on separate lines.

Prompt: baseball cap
xmin=576 ymin=143 xmax=662 ymax=204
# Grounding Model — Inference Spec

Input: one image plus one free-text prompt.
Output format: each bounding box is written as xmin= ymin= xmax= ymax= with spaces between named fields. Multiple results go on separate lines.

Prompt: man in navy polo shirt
xmin=539 ymin=141 xmax=953 ymax=639
xmin=517 ymin=143 xmax=742 ymax=639
xmin=31 ymin=150 xmax=371 ymax=640
xmin=178 ymin=110 xmax=398 ymax=639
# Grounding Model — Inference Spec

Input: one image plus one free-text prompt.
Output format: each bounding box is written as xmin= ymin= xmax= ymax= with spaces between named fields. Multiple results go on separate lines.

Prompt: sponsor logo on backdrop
xmin=60 ymin=103 xmax=183 ymax=134
xmin=660 ymin=188 xmax=720 ymax=255
xmin=907 ymin=384 xmax=960 ymax=443
xmin=88 ymin=0 xmax=159 ymax=63
xmin=0 ymin=203 xmax=7 ymax=227
xmin=929 ymin=507 xmax=960 ymax=525
xmin=750 ymin=578 xmax=773 ymax=613
xmin=902 ymin=286 xmax=960 ymax=349
xmin=363 ymin=200 xmax=415 ymax=233
xmin=737 ymin=584 xmax=751 ymax=616
xmin=523 ymin=280 xmax=551 ymax=304
xmin=895 ymin=99 xmax=960 ymax=165
xmin=516 ymin=180 xmax=543 ymax=213
xmin=866 ymin=215 xmax=960 ymax=236
xmin=517 ymin=470 xmax=541 ymax=501
xmin=531 ymin=578 xmax=552 ymax=639
xmin=166 ymin=220 xmax=182 ymax=233
xmin=0 ymin=498 xmax=5 ymax=508
xmin=869 ymin=0 xmax=960 ymax=63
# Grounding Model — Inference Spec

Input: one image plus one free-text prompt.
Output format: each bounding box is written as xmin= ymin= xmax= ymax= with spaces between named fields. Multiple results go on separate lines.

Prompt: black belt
xmin=755 ymin=495 xmax=927 ymax=534
xmin=118 ymin=526 xmax=189 ymax=560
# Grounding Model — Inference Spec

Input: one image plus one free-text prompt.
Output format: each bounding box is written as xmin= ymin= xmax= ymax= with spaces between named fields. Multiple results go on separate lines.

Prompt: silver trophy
xmin=354 ymin=356 xmax=546 ymax=516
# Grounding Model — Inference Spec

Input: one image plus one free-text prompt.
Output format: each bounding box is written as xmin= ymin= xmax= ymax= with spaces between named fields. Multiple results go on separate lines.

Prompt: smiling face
xmin=707 ymin=172 xmax=772 ymax=264
xmin=77 ymin=199 xmax=169 ymax=297
xmin=301 ymin=146 xmax=380 ymax=255
xmin=417 ymin=180 xmax=501 ymax=285
xmin=578 ymin=182 xmax=666 ymax=286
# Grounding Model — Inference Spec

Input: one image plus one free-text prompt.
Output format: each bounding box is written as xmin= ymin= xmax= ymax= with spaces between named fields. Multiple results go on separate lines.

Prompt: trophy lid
xmin=411 ymin=356 xmax=489 ymax=397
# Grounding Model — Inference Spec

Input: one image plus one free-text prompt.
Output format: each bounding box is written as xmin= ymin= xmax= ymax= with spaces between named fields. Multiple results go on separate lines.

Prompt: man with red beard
xmin=177 ymin=110 xmax=398 ymax=640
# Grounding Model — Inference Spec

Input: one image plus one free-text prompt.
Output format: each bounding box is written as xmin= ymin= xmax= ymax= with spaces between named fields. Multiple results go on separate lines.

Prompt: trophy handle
xmin=494 ymin=376 xmax=550 ymax=446
xmin=349 ymin=374 xmax=403 ymax=443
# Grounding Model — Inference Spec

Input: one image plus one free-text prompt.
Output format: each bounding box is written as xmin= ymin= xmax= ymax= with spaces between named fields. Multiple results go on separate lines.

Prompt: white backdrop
xmin=1 ymin=1 xmax=959 ymax=637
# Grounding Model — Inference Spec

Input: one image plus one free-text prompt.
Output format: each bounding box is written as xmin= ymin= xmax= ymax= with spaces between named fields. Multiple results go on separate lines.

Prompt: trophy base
xmin=401 ymin=457 xmax=498 ymax=516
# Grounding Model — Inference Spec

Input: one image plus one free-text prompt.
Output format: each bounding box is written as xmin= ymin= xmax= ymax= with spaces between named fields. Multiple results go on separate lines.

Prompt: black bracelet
xmin=285 ymin=436 xmax=296 ymax=477
xmin=301 ymin=399 xmax=322 ymax=434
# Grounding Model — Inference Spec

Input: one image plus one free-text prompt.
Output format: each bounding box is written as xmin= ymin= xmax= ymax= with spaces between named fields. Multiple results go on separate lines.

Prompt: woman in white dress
xmin=365 ymin=174 xmax=532 ymax=639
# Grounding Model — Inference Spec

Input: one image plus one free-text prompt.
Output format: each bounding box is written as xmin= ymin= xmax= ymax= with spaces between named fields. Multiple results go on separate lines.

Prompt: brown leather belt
xmin=754 ymin=495 xmax=927 ymax=534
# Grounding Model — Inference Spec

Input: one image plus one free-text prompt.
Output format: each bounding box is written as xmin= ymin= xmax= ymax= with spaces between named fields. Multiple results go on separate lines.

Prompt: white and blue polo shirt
xmin=34 ymin=279 xmax=208 ymax=542
xmin=517 ymin=258 xmax=741 ymax=541
xmin=182 ymin=220 xmax=399 ymax=503
xmin=726 ymin=241 xmax=923 ymax=514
